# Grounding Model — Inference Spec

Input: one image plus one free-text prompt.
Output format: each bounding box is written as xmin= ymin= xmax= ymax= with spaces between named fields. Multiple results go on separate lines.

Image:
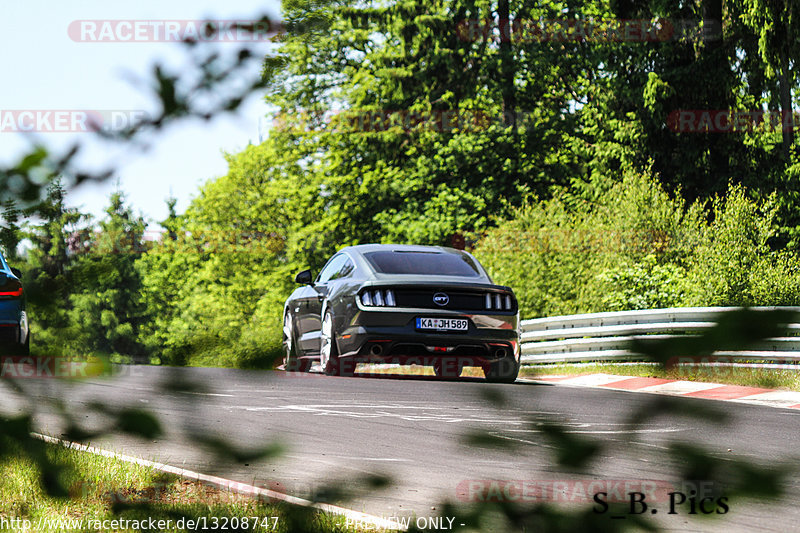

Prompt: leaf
xmin=116 ymin=409 xmax=162 ymax=439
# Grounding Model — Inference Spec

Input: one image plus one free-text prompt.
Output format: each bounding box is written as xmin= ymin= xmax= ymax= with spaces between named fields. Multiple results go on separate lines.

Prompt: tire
xmin=483 ymin=357 xmax=520 ymax=383
xmin=320 ymin=309 xmax=353 ymax=376
xmin=283 ymin=313 xmax=310 ymax=372
xmin=433 ymin=359 xmax=463 ymax=379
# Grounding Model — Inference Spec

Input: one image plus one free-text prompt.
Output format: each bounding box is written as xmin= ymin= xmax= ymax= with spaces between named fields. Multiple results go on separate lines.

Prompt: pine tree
xmin=0 ymin=199 xmax=21 ymax=262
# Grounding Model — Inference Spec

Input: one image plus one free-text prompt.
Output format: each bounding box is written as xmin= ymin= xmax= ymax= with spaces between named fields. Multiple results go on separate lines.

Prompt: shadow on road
xmin=275 ymin=367 xmax=545 ymax=386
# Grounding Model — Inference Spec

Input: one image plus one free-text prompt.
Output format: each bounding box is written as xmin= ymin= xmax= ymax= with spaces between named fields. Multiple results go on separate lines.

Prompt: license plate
xmin=416 ymin=317 xmax=468 ymax=331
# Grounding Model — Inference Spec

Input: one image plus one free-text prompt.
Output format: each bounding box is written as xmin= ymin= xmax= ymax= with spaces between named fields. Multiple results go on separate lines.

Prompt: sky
xmin=1 ymin=0 xmax=282 ymax=231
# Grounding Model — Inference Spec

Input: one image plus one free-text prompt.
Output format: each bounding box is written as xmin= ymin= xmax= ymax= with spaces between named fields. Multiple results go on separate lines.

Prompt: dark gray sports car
xmin=282 ymin=244 xmax=520 ymax=382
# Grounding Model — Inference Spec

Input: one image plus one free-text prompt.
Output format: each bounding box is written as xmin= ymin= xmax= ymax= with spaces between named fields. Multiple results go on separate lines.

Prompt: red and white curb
xmin=525 ymin=374 xmax=800 ymax=410
xmin=33 ymin=433 xmax=407 ymax=531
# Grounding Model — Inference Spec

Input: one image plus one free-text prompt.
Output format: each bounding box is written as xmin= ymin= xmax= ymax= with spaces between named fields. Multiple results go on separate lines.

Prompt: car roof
xmin=341 ymin=243 xmax=465 ymax=255
xmin=337 ymin=244 xmax=494 ymax=284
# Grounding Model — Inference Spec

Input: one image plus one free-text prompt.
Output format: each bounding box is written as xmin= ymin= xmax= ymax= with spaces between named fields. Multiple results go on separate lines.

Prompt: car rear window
xmin=364 ymin=250 xmax=482 ymax=277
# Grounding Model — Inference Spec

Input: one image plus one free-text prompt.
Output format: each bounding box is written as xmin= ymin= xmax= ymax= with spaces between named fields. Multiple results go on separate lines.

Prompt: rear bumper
xmin=336 ymin=310 xmax=519 ymax=367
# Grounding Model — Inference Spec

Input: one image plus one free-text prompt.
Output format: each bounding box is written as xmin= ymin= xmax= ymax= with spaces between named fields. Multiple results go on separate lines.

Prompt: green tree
xmin=66 ymin=191 xmax=150 ymax=360
xmin=24 ymin=180 xmax=81 ymax=278
xmin=21 ymin=180 xmax=90 ymax=355
xmin=474 ymin=171 xmax=700 ymax=317
xmin=137 ymin=142 xmax=305 ymax=367
xmin=740 ymin=0 xmax=799 ymax=159
xmin=0 ymin=199 xmax=21 ymax=262
xmin=266 ymin=0 xmax=602 ymax=247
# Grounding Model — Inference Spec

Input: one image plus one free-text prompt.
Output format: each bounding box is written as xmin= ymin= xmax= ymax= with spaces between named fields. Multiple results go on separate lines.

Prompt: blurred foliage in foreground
xmin=0 ymin=311 xmax=794 ymax=533
xmin=0 ymin=3 xmax=797 ymax=531
xmin=0 ymin=434 xmax=372 ymax=532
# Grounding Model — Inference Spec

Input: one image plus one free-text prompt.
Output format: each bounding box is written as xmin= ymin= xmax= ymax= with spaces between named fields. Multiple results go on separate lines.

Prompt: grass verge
xmin=0 ymin=439 xmax=393 ymax=532
xmin=520 ymin=363 xmax=800 ymax=391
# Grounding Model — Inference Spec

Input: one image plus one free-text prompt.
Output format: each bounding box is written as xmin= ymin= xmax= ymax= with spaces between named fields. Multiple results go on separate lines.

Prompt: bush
xmin=472 ymin=195 xmax=594 ymax=318
xmin=749 ymin=252 xmax=800 ymax=306
xmin=684 ymin=186 xmax=777 ymax=306
xmin=597 ymin=255 xmax=687 ymax=310
xmin=474 ymin=171 xmax=698 ymax=317
xmin=475 ymin=174 xmax=800 ymax=319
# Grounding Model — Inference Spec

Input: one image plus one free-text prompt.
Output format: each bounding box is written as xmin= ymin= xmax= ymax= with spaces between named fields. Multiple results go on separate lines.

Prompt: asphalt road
xmin=3 ymin=365 xmax=800 ymax=532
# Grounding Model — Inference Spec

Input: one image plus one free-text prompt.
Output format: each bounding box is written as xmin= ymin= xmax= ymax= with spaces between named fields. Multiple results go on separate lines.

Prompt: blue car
xmin=0 ymin=251 xmax=29 ymax=356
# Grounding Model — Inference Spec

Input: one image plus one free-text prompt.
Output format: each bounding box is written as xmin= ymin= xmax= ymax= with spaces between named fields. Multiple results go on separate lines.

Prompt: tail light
xmin=485 ymin=291 xmax=515 ymax=311
xmin=360 ymin=288 xmax=396 ymax=307
xmin=0 ymin=288 xmax=22 ymax=297
xmin=0 ymin=276 xmax=22 ymax=299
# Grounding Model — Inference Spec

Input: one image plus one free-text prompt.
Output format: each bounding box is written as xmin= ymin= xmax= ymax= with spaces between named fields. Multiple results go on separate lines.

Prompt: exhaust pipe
xmin=370 ymin=344 xmax=384 ymax=356
xmin=494 ymin=347 xmax=507 ymax=359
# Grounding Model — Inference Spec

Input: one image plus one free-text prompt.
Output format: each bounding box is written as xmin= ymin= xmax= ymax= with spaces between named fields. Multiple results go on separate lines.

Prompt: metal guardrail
xmin=520 ymin=307 xmax=800 ymax=364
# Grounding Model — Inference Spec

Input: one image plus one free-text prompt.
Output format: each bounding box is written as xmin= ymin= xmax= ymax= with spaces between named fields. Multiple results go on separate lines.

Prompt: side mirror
xmin=10 ymin=268 xmax=21 ymax=278
xmin=294 ymin=269 xmax=313 ymax=285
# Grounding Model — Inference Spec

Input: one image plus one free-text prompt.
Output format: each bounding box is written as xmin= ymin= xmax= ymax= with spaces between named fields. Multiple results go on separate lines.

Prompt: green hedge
xmin=474 ymin=172 xmax=800 ymax=318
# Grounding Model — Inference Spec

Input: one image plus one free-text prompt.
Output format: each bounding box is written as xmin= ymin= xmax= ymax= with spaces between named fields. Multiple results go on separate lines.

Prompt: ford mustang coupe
xmin=282 ymin=244 xmax=519 ymax=382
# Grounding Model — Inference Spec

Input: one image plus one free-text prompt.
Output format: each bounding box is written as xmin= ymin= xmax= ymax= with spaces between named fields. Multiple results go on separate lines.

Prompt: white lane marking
xmin=235 ymin=404 xmax=524 ymax=425
xmin=503 ymin=427 xmax=685 ymax=435
xmin=336 ymin=457 xmax=409 ymax=462
xmin=246 ymin=404 xmax=481 ymax=410
xmin=180 ymin=391 xmax=235 ymax=397
xmin=488 ymin=433 xmax=553 ymax=448
xmin=235 ymin=404 xmax=480 ymax=411
xmin=32 ymin=433 xmax=408 ymax=532
xmin=490 ymin=426 xmax=682 ymax=450
xmin=554 ymin=428 xmax=685 ymax=435
xmin=285 ymin=454 xmax=409 ymax=462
